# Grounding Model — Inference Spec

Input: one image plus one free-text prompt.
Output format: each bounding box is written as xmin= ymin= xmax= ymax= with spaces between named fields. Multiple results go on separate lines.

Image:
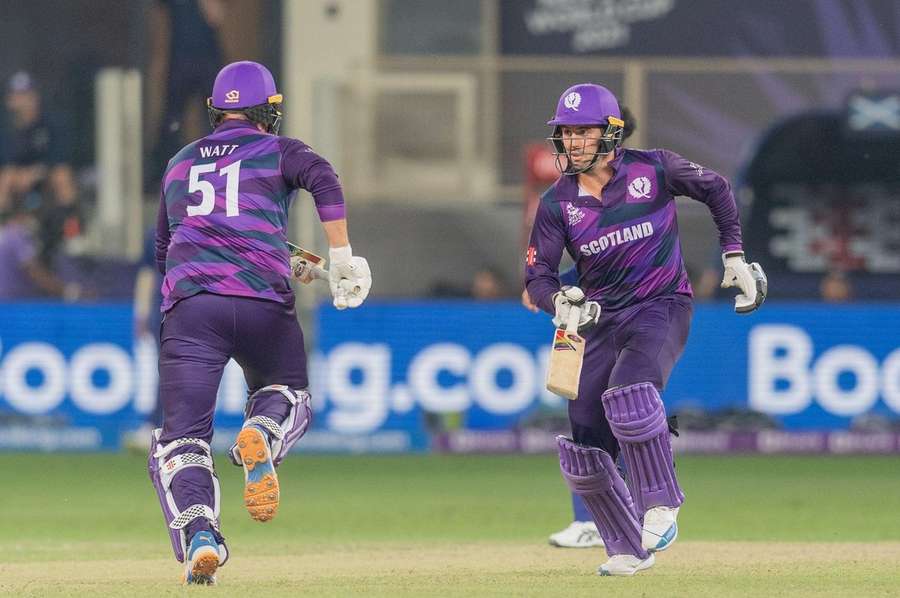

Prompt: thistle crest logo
xmin=224 ymin=89 xmax=240 ymax=103
xmin=563 ymin=92 xmax=581 ymax=111
xmin=566 ymin=202 xmax=585 ymax=226
xmin=628 ymin=176 xmax=652 ymax=199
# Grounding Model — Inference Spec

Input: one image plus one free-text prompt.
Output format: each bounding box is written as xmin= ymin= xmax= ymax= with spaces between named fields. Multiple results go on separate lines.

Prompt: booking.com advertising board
xmin=1 ymin=301 xmax=899 ymax=452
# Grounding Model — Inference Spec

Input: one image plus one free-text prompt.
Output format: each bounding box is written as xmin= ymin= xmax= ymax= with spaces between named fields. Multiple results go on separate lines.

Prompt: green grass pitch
xmin=1 ymin=453 xmax=899 ymax=596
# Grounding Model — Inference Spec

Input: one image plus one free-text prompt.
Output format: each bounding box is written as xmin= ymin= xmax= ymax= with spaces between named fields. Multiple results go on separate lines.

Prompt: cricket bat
xmin=287 ymin=242 xmax=361 ymax=294
xmin=287 ymin=242 xmax=328 ymax=283
xmin=545 ymin=305 xmax=585 ymax=400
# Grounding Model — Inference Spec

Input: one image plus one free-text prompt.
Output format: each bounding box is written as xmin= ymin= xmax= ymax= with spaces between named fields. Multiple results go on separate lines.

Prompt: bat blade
xmin=287 ymin=242 xmax=326 ymax=268
xmin=287 ymin=242 xmax=328 ymax=282
xmin=545 ymin=307 xmax=585 ymax=400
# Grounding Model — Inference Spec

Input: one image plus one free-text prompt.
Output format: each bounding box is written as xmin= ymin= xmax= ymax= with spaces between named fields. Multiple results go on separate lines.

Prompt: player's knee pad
xmin=557 ymin=436 xmax=648 ymax=558
xmin=229 ymin=385 xmax=312 ymax=467
xmin=148 ymin=429 xmax=227 ymax=564
xmin=601 ymin=382 xmax=684 ymax=515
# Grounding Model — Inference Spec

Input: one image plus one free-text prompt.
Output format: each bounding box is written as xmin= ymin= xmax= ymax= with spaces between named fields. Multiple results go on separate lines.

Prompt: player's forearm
xmin=526 ymin=273 xmax=561 ymax=315
xmin=702 ymin=178 xmax=743 ymax=252
xmin=321 ymin=218 xmax=350 ymax=248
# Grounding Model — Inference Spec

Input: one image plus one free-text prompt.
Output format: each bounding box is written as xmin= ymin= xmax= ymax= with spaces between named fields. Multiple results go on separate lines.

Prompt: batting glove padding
xmin=328 ymin=245 xmax=372 ymax=309
xmin=721 ymin=251 xmax=767 ymax=314
xmin=552 ymin=285 xmax=601 ymax=331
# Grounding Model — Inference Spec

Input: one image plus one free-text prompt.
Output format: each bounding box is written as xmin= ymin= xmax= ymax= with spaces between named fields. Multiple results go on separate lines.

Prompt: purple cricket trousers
xmin=158 ymin=292 xmax=307 ymax=536
xmin=569 ymin=293 xmax=692 ymax=458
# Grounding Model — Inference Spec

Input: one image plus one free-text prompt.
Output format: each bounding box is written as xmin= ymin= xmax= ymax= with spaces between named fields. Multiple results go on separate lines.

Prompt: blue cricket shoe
xmin=184 ymin=531 xmax=222 ymax=585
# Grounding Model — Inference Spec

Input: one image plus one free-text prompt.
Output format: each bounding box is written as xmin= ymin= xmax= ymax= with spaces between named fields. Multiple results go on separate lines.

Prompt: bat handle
xmin=565 ymin=305 xmax=582 ymax=335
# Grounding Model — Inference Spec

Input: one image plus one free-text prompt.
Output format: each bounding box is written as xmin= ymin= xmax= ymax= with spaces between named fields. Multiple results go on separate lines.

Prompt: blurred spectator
xmin=430 ymin=266 xmax=513 ymax=299
xmin=0 ymin=71 xmax=81 ymax=265
xmin=820 ymin=268 xmax=853 ymax=303
xmin=471 ymin=266 xmax=510 ymax=300
xmin=147 ymin=0 xmax=226 ymax=187
xmin=0 ymin=203 xmax=81 ymax=301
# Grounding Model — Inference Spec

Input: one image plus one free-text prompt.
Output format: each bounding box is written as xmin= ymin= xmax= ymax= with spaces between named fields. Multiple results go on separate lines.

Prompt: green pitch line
xmin=1 ymin=453 xmax=898 ymax=564
xmin=2 ymin=454 xmax=899 ymax=597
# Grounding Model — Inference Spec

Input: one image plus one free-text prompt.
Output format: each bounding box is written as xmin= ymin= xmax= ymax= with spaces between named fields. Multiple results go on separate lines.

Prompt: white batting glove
xmin=721 ymin=251 xmax=767 ymax=314
xmin=329 ymin=245 xmax=372 ymax=309
xmin=552 ymin=285 xmax=601 ymax=331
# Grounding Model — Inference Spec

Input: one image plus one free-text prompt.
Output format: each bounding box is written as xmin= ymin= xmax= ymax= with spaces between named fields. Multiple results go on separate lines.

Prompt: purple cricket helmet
xmin=207 ymin=61 xmax=283 ymax=134
xmin=547 ymin=83 xmax=626 ymax=175
xmin=547 ymin=83 xmax=621 ymax=127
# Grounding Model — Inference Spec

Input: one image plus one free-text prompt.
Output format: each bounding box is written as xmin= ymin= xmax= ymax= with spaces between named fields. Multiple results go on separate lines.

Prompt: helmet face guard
xmin=547 ymin=116 xmax=624 ymax=175
xmin=207 ymin=93 xmax=283 ymax=135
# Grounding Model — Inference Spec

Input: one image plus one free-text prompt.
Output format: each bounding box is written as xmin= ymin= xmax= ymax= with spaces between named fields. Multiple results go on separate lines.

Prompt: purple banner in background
xmin=501 ymin=0 xmax=900 ymax=57
xmin=434 ymin=430 xmax=900 ymax=455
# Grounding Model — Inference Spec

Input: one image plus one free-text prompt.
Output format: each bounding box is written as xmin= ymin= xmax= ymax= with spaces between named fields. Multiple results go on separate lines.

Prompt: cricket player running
xmin=149 ymin=61 xmax=372 ymax=585
xmin=525 ymin=84 xmax=766 ymax=576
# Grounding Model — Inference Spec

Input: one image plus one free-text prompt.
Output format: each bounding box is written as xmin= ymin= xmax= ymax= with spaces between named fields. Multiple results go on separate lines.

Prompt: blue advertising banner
xmin=2 ymin=301 xmax=899 ymax=452
xmin=0 ymin=304 xmax=140 ymax=450
xmin=315 ymin=301 xmax=900 ymax=437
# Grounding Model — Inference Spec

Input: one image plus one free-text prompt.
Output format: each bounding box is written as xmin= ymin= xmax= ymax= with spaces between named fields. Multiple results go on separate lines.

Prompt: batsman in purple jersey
xmin=525 ymin=84 xmax=767 ymax=576
xmin=149 ymin=61 xmax=373 ymax=585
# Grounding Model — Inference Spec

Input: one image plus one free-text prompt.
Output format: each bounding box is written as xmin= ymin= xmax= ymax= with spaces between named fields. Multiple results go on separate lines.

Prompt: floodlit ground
xmin=2 ymin=454 xmax=898 ymax=597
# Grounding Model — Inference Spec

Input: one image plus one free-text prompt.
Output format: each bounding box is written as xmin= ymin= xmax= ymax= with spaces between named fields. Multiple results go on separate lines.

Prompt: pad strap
xmin=245 ymin=415 xmax=285 ymax=440
xmin=169 ymin=504 xmax=218 ymax=530
xmin=230 ymin=386 xmax=313 ymax=467
xmin=162 ymin=452 xmax=214 ymax=475
xmin=154 ymin=436 xmax=211 ymax=459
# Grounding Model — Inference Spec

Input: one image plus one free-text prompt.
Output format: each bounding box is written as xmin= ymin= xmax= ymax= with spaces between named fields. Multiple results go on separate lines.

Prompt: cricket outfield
xmin=1 ymin=454 xmax=898 ymax=597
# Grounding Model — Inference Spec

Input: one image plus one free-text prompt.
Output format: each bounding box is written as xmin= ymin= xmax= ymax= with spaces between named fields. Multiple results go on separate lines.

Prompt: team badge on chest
xmin=628 ymin=176 xmax=653 ymax=200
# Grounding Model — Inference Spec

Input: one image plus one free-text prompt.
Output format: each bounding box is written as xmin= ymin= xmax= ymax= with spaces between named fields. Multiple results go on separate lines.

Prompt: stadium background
xmin=2 ymin=1 xmax=900 ymax=595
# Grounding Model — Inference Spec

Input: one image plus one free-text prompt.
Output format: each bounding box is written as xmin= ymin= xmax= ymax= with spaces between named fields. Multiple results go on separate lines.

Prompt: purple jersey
xmin=525 ymin=148 xmax=742 ymax=313
xmin=156 ymin=119 xmax=345 ymax=312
